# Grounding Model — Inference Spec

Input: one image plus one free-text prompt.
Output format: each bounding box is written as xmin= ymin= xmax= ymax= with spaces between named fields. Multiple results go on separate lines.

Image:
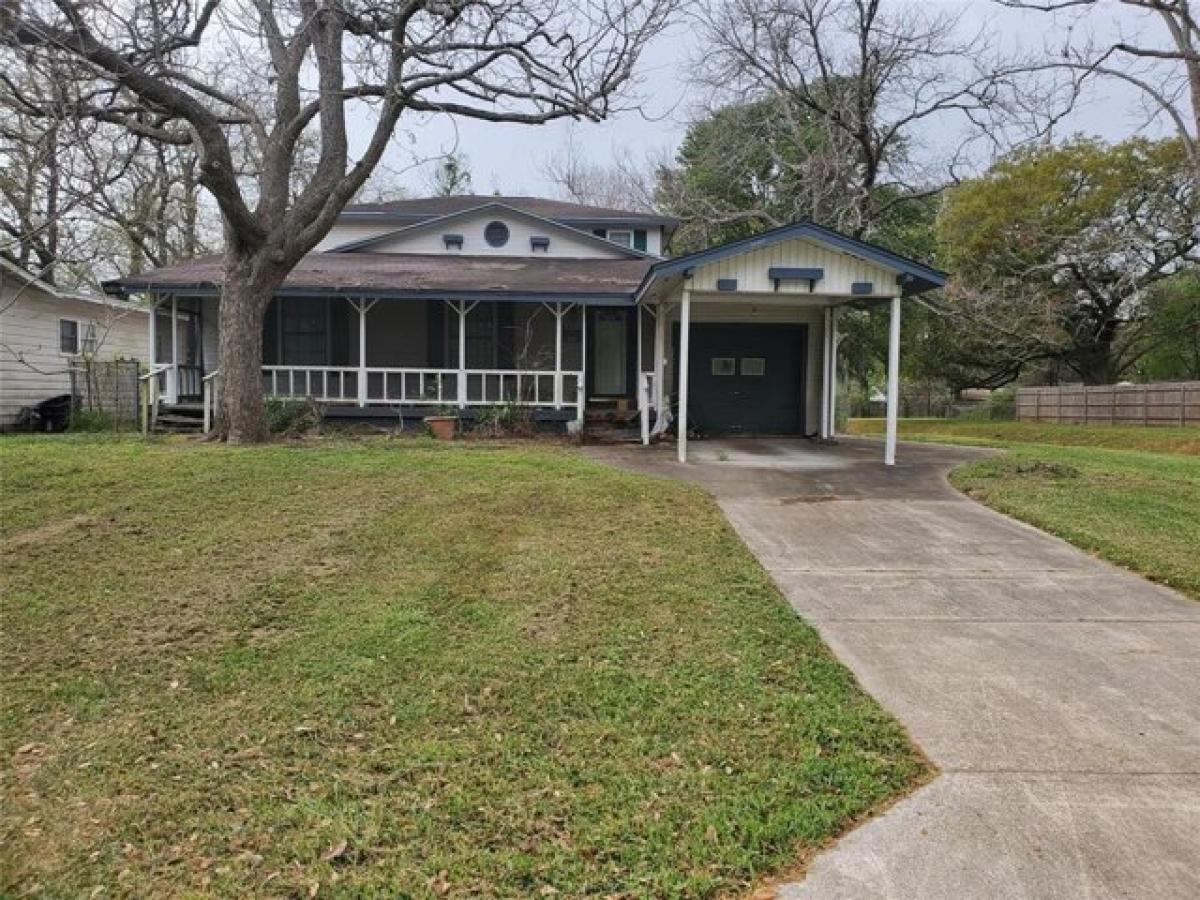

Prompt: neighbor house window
xmin=59 ymin=318 xmax=79 ymax=354
xmin=741 ymin=357 xmax=766 ymax=376
xmin=607 ymin=229 xmax=633 ymax=248
xmin=711 ymin=357 xmax=736 ymax=376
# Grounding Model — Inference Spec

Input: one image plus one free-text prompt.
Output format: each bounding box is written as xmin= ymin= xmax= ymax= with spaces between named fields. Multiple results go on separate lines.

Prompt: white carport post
xmin=828 ymin=306 xmax=840 ymax=438
xmin=820 ymin=306 xmax=833 ymax=439
xmin=677 ymin=286 xmax=692 ymax=463
xmin=884 ymin=295 xmax=901 ymax=466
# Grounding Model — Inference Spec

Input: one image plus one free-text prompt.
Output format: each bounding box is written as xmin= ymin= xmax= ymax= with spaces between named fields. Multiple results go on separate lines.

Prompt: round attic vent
xmin=484 ymin=220 xmax=510 ymax=248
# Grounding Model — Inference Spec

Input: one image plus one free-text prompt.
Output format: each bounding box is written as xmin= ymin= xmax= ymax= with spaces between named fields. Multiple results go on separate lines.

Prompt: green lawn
xmin=0 ymin=436 xmax=924 ymax=898
xmin=846 ymin=418 xmax=1200 ymax=455
xmin=848 ymin=419 xmax=1200 ymax=601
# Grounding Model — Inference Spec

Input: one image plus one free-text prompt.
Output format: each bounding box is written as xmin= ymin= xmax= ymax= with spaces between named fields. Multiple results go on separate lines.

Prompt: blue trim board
xmin=107 ymin=280 xmax=635 ymax=307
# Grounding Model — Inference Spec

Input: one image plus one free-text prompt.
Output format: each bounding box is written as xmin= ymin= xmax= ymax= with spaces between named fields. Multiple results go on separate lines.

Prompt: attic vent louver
xmin=851 ymin=281 xmax=874 ymax=295
xmin=530 ymin=235 xmax=550 ymax=251
xmin=768 ymin=267 xmax=824 ymax=292
xmin=443 ymin=233 xmax=463 ymax=249
xmin=716 ymin=278 xmax=738 ymax=292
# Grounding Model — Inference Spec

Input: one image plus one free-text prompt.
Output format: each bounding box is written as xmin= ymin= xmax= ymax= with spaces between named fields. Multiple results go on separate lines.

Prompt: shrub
xmin=69 ymin=408 xmax=117 ymax=432
xmin=264 ymin=398 xmax=321 ymax=435
xmin=474 ymin=402 xmax=533 ymax=437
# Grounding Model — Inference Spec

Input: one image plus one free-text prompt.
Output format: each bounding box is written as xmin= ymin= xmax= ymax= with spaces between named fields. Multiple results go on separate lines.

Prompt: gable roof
xmin=637 ymin=221 xmax=947 ymax=298
xmin=105 ymin=253 xmax=652 ymax=305
xmin=343 ymin=194 xmax=677 ymax=229
xmin=329 ymin=201 xmax=657 ymax=259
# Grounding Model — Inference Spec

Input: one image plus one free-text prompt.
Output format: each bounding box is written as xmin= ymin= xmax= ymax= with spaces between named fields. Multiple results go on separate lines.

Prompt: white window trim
xmin=58 ymin=317 xmax=80 ymax=355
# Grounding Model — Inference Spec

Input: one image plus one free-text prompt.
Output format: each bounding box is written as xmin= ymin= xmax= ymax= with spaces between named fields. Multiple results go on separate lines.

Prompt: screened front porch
xmin=259 ymin=296 xmax=599 ymax=416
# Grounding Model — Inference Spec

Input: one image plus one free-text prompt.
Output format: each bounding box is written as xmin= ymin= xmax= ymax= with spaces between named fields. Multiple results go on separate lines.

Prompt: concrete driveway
xmin=587 ymin=437 xmax=1200 ymax=899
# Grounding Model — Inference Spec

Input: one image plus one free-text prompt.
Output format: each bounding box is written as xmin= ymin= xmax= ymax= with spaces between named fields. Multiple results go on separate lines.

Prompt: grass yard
xmin=848 ymin=418 xmax=1200 ymax=601
xmin=846 ymin=417 xmax=1200 ymax=455
xmin=0 ymin=436 xmax=925 ymax=898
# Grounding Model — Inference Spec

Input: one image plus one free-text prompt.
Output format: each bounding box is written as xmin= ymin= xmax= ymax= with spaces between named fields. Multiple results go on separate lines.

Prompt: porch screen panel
xmin=281 ymin=297 xmax=328 ymax=365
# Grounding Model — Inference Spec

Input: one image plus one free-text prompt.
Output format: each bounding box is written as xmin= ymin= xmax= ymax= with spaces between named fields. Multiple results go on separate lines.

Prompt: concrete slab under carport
xmin=586 ymin=436 xmax=1200 ymax=899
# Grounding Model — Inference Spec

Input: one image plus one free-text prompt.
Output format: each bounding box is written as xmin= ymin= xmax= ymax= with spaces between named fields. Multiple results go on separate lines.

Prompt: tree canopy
xmin=936 ymin=137 xmax=1198 ymax=385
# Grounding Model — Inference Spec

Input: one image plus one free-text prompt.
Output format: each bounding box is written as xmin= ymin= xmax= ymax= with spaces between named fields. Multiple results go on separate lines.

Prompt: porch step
xmin=154 ymin=403 xmax=205 ymax=434
xmin=584 ymin=425 xmax=642 ymax=444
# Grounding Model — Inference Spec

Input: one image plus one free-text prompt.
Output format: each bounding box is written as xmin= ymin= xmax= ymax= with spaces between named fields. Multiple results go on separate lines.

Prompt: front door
xmin=680 ymin=323 xmax=807 ymax=434
xmin=593 ymin=310 xmax=628 ymax=395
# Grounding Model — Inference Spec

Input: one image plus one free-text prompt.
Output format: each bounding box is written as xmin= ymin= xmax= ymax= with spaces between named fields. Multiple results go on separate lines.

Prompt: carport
xmin=633 ymin=222 xmax=946 ymax=464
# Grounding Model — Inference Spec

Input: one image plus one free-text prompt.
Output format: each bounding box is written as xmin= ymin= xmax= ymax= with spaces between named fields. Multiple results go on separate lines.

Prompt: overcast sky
xmin=360 ymin=0 xmax=1173 ymax=199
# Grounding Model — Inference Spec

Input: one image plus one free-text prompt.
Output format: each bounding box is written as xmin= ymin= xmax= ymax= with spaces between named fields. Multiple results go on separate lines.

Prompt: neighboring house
xmin=106 ymin=195 xmax=944 ymax=462
xmin=0 ymin=257 xmax=148 ymax=427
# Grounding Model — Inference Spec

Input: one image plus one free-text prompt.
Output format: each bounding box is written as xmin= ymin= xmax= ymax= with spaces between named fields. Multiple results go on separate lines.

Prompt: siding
xmin=354 ymin=210 xmax=629 ymax=259
xmin=314 ymin=212 xmax=658 ymax=258
xmin=0 ymin=282 xmax=147 ymax=425
xmin=690 ymin=237 xmax=899 ymax=297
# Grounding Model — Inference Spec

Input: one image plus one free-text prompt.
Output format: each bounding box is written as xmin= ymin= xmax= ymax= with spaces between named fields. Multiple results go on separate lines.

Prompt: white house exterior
xmin=0 ymin=257 xmax=148 ymax=427
xmin=107 ymin=196 xmax=944 ymax=462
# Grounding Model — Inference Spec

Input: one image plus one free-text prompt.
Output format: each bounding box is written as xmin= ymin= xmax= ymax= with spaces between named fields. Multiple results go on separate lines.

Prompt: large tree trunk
xmin=217 ymin=251 xmax=282 ymax=443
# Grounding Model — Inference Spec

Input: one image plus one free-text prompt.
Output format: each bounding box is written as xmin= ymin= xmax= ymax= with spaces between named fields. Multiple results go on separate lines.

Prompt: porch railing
xmin=177 ymin=364 xmax=204 ymax=400
xmin=261 ymin=366 xmax=584 ymax=409
xmin=139 ymin=363 xmax=171 ymax=435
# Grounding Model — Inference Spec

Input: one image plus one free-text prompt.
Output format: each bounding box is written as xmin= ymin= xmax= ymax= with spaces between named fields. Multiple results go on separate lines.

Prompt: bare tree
xmin=541 ymin=131 xmax=659 ymax=211
xmin=998 ymin=0 xmax=1200 ymax=188
xmin=428 ymin=151 xmax=473 ymax=196
xmin=2 ymin=47 xmax=216 ymax=287
xmin=688 ymin=0 xmax=1027 ymax=237
xmin=3 ymin=0 xmax=675 ymax=442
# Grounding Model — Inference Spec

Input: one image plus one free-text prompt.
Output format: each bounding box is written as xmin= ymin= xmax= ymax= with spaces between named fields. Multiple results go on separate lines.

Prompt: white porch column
xmin=653 ymin=300 xmax=666 ymax=420
xmin=456 ymin=300 xmax=468 ymax=409
xmin=554 ymin=302 xmax=563 ymax=409
xmin=577 ymin=305 xmax=588 ymax=425
xmin=885 ymin=295 xmax=901 ymax=466
xmin=820 ymin=306 xmax=832 ymax=439
xmin=168 ymin=295 xmax=179 ymax=403
xmin=829 ymin=306 xmax=840 ymax=439
xmin=354 ymin=299 xmax=376 ymax=407
xmin=677 ymin=287 xmax=692 ymax=463
xmin=147 ymin=297 xmax=158 ymax=367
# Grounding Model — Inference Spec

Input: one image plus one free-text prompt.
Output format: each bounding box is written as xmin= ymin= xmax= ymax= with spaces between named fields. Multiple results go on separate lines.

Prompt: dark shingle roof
xmin=343 ymin=195 xmax=676 ymax=228
xmin=106 ymin=253 xmax=653 ymax=302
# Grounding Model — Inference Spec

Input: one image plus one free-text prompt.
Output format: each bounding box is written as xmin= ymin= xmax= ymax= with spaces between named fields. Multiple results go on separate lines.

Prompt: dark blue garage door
xmin=680 ymin=323 xmax=808 ymax=435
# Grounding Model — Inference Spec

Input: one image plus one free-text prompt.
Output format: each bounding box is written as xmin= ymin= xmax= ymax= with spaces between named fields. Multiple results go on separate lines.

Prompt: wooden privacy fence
xmin=1016 ymin=382 xmax=1200 ymax=427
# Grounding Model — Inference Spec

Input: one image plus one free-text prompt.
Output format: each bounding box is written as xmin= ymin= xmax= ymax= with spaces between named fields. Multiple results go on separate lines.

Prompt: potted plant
xmin=424 ymin=405 xmax=459 ymax=440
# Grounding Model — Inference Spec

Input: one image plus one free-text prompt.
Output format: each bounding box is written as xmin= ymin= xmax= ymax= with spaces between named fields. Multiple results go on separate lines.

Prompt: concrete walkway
xmin=587 ymin=437 xmax=1200 ymax=899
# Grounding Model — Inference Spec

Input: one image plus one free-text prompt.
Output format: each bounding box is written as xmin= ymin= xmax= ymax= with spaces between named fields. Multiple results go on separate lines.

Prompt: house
xmin=0 ymin=256 xmax=148 ymax=427
xmin=105 ymin=195 xmax=945 ymax=462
